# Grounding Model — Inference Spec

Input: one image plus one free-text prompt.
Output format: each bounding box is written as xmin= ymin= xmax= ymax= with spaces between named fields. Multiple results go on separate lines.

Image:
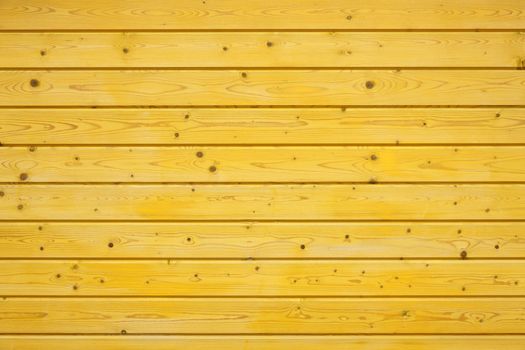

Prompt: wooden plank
xmin=2 ymin=335 xmax=525 ymax=350
xmin=1 ymin=70 xmax=524 ymax=106
xmin=0 ymin=108 xmax=522 ymax=145
xmin=1 ymin=260 xmax=524 ymax=296
xmin=0 ymin=184 xmax=522 ymax=220
xmin=1 ymin=1 xmax=523 ymax=30
xmin=2 ymin=146 xmax=525 ymax=183
xmin=1 ymin=32 xmax=523 ymax=68
xmin=1 ymin=297 xmax=524 ymax=333
xmin=1 ymin=222 xmax=522 ymax=259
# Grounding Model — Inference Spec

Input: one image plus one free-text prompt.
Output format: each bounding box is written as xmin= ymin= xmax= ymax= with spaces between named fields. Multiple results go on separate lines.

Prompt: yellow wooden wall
xmin=0 ymin=1 xmax=524 ymax=348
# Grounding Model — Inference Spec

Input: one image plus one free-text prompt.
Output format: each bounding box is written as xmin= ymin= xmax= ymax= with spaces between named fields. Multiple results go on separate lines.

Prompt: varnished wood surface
xmin=2 ymin=297 xmax=524 ymax=334
xmin=1 ymin=32 xmax=523 ymax=68
xmin=0 ymin=222 xmax=522 ymax=258
xmin=1 ymin=0 xmax=524 ymax=30
xmin=1 ymin=146 xmax=524 ymax=182
xmin=1 ymin=70 xmax=524 ymax=106
xmin=2 ymin=0 xmax=524 ymax=346
xmin=0 ymin=184 xmax=522 ymax=220
xmin=1 ymin=108 xmax=523 ymax=145
xmin=2 ymin=336 xmax=525 ymax=350
xmin=1 ymin=260 xmax=524 ymax=296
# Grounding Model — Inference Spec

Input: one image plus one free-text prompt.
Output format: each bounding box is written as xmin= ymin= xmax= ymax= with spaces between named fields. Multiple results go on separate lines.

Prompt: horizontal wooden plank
xmin=2 ymin=146 xmax=525 ymax=183
xmin=1 ymin=70 xmax=524 ymax=106
xmin=0 ymin=108 xmax=522 ymax=145
xmin=2 ymin=335 xmax=525 ymax=350
xmin=1 ymin=32 xmax=524 ymax=68
xmin=1 ymin=0 xmax=523 ymax=30
xmin=1 ymin=260 xmax=524 ymax=296
xmin=1 ymin=222 xmax=522 ymax=258
xmin=1 ymin=297 xmax=524 ymax=333
xmin=0 ymin=184 xmax=522 ymax=220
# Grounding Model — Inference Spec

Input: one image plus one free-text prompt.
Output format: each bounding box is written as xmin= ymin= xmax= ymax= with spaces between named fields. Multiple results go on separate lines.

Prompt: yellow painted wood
xmin=1 ymin=32 xmax=523 ymax=68
xmin=1 ymin=222 xmax=521 ymax=259
xmin=2 ymin=297 xmax=524 ymax=333
xmin=1 ymin=260 xmax=524 ymax=296
xmin=2 ymin=146 xmax=524 ymax=183
xmin=1 ymin=108 xmax=522 ymax=145
xmin=0 ymin=184 xmax=522 ymax=220
xmin=2 ymin=336 xmax=525 ymax=350
xmin=2 ymin=70 xmax=524 ymax=106
xmin=1 ymin=0 xmax=524 ymax=30
xmin=2 ymin=0 xmax=525 ymax=345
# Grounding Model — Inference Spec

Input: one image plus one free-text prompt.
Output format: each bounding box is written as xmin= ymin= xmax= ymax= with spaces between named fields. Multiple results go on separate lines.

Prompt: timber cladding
xmin=0 ymin=0 xmax=524 ymax=349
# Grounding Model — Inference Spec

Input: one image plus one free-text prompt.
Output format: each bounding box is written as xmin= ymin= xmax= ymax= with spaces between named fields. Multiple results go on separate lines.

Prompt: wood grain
xmin=1 ymin=32 xmax=523 ymax=68
xmin=2 ymin=0 xmax=525 ymax=345
xmin=1 ymin=146 xmax=524 ymax=183
xmin=1 ymin=108 xmax=522 ymax=145
xmin=1 ymin=297 xmax=524 ymax=334
xmin=2 ymin=336 xmax=525 ymax=350
xmin=1 ymin=260 xmax=524 ymax=296
xmin=1 ymin=70 xmax=524 ymax=106
xmin=1 ymin=222 xmax=522 ymax=258
xmin=1 ymin=0 xmax=524 ymax=30
xmin=0 ymin=184 xmax=522 ymax=220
